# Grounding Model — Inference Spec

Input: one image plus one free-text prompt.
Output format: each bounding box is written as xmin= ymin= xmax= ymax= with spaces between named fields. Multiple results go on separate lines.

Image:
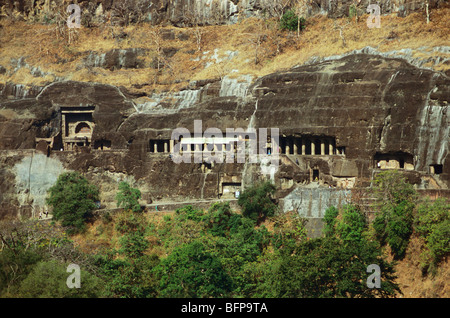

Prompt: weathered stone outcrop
xmin=1 ymin=0 xmax=446 ymax=26
xmin=0 ymin=52 xmax=448 ymax=219
xmin=83 ymin=48 xmax=148 ymax=70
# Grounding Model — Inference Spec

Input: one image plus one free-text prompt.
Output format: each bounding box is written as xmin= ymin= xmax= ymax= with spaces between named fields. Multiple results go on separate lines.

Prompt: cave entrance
xmin=221 ymin=182 xmax=242 ymax=199
xmin=61 ymin=106 xmax=95 ymax=151
xmin=374 ymin=152 xmax=414 ymax=170
xmin=312 ymin=169 xmax=319 ymax=181
xmin=94 ymin=139 xmax=111 ymax=150
xmin=430 ymin=164 xmax=443 ymax=175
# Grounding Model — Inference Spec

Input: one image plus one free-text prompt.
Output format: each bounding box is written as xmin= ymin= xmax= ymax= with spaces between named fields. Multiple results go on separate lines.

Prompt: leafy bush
xmin=415 ymin=198 xmax=450 ymax=272
xmin=323 ymin=206 xmax=339 ymax=237
xmin=415 ymin=198 xmax=449 ymax=237
xmin=237 ymin=181 xmax=277 ymax=222
xmin=371 ymin=171 xmax=417 ymax=259
xmin=204 ymin=202 xmax=243 ymax=236
xmin=114 ymin=211 xmax=149 ymax=258
xmin=372 ymin=170 xmax=417 ymax=205
xmin=154 ymin=241 xmax=233 ymax=298
xmin=279 ymin=10 xmax=306 ymax=32
xmin=95 ymin=252 xmax=159 ymax=298
xmin=119 ymin=231 xmax=150 ymax=259
xmin=116 ymin=181 xmax=142 ymax=213
xmin=46 ymin=172 xmax=99 ymax=234
xmin=152 ymin=205 xmax=207 ymax=252
xmin=336 ymin=204 xmax=367 ymax=243
xmin=0 ymin=248 xmax=43 ymax=297
xmin=175 ymin=205 xmax=205 ymax=223
xmin=374 ymin=200 xmax=415 ymax=259
xmin=247 ymin=237 xmax=400 ymax=298
xmin=17 ymin=260 xmax=106 ymax=298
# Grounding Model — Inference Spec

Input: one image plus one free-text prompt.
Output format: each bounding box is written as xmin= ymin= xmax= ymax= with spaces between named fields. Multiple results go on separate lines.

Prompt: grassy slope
xmin=0 ymin=8 xmax=449 ymax=95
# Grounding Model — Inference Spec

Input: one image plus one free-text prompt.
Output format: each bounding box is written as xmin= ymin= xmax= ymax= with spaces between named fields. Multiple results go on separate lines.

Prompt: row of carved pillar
xmin=149 ymin=140 xmax=174 ymax=153
xmin=281 ymin=137 xmax=344 ymax=156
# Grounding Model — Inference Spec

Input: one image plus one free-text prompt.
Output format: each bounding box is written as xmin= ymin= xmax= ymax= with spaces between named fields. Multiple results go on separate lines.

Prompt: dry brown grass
xmin=390 ymin=236 xmax=450 ymax=298
xmin=1 ymin=8 xmax=449 ymax=93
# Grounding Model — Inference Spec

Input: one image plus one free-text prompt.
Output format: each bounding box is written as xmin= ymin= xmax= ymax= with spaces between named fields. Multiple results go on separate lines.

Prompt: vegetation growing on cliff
xmin=0 ymin=174 xmax=449 ymax=298
xmin=46 ymin=171 xmax=100 ymax=234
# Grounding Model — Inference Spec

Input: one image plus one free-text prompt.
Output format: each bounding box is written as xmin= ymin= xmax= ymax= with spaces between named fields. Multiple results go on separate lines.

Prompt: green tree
xmin=154 ymin=241 xmax=233 ymax=298
xmin=204 ymin=202 xmax=244 ymax=237
xmin=174 ymin=205 xmax=205 ymax=223
xmin=17 ymin=260 xmax=105 ymax=298
xmin=238 ymin=181 xmax=278 ymax=222
xmin=414 ymin=198 xmax=450 ymax=273
xmin=95 ymin=252 xmax=159 ymax=298
xmin=371 ymin=171 xmax=417 ymax=259
xmin=247 ymin=237 xmax=400 ymax=298
xmin=46 ymin=172 xmax=99 ymax=234
xmin=152 ymin=206 xmax=206 ymax=253
xmin=336 ymin=204 xmax=367 ymax=243
xmin=0 ymin=248 xmax=43 ymax=297
xmin=323 ymin=206 xmax=339 ymax=238
xmin=279 ymin=10 xmax=306 ymax=32
xmin=115 ymin=210 xmax=150 ymax=258
xmin=94 ymin=210 xmax=158 ymax=298
xmin=116 ymin=181 xmax=142 ymax=213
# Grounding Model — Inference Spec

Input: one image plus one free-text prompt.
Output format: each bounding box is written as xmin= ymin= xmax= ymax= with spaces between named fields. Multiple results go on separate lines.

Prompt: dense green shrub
xmin=374 ymin=199 xmax=415 ymax=259
xmin=246 ymin=237 xmax=400 ymax=298
xmin=95 ymin=252 xmax=159 ymax=298
xmin=154 ymin=241 xmax=233 ymax=298
xmin=17 ymin=260 xmax=106 ymax=298
xmin=415 ymin=198 xmax=450 ymax=272
xmin=336 ymin=204 xmax=367 ymax=243
xmin=0 ymin=248 xmax=43 ymax=297
xmin=46 ymin=172 xmax=99 ymax=234
xmin=323 ymin=206 xmax=339 ymax=237
xmin=371 ymin=171 xmax=417 ymax=259
xmin=427 ymin=219 xmax=450 ymax=263
xmin=279 ymin=10 xmax=306 ymax=32
xmin=204 ymin=202 xmax=244 ymax=236
xmin=116 ymin=181 xmax=142 ymax=213
xmin=175 ymin=205 xmax=205 ymax=223
xmin=238 ymin=181 xmax=277 ymax=222
xmin=114 ymin=211 xmax=150 ymax=258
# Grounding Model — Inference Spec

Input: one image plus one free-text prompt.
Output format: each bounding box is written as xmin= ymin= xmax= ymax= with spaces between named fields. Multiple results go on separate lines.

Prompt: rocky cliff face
xmin=1 ymin=0 xmax=446 ymax=26
xmin=0 ymin=52 xmax=448 ymax=219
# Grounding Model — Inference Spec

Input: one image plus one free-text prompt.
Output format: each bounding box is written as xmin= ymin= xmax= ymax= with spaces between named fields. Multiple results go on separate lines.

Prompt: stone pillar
xmin=164 ymin=141 xmax=168 ymax=153
xmin=286 ymin=139 xmax=290 ymax=155
xmin=170 ymin=139 xmax=174 ymax=153
xmin=293 ymin=139 xmax=298 ymax=155
xmin=153 ymin=142 xmax=158 ymax=153
xmin=329 ymin=139 xmax=334 ymax=155
xmin=195 ymin=143 xmax=200 ymax=152
xmin=321 ymin=139 xmax=325 ymax=155
xmin=62 ymin=114 xmax=66 ymax=138
xmin=311 ymin=140 xmax=315 ymax=155
xmin=301 ymin=138 xmax=306 ymax=155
